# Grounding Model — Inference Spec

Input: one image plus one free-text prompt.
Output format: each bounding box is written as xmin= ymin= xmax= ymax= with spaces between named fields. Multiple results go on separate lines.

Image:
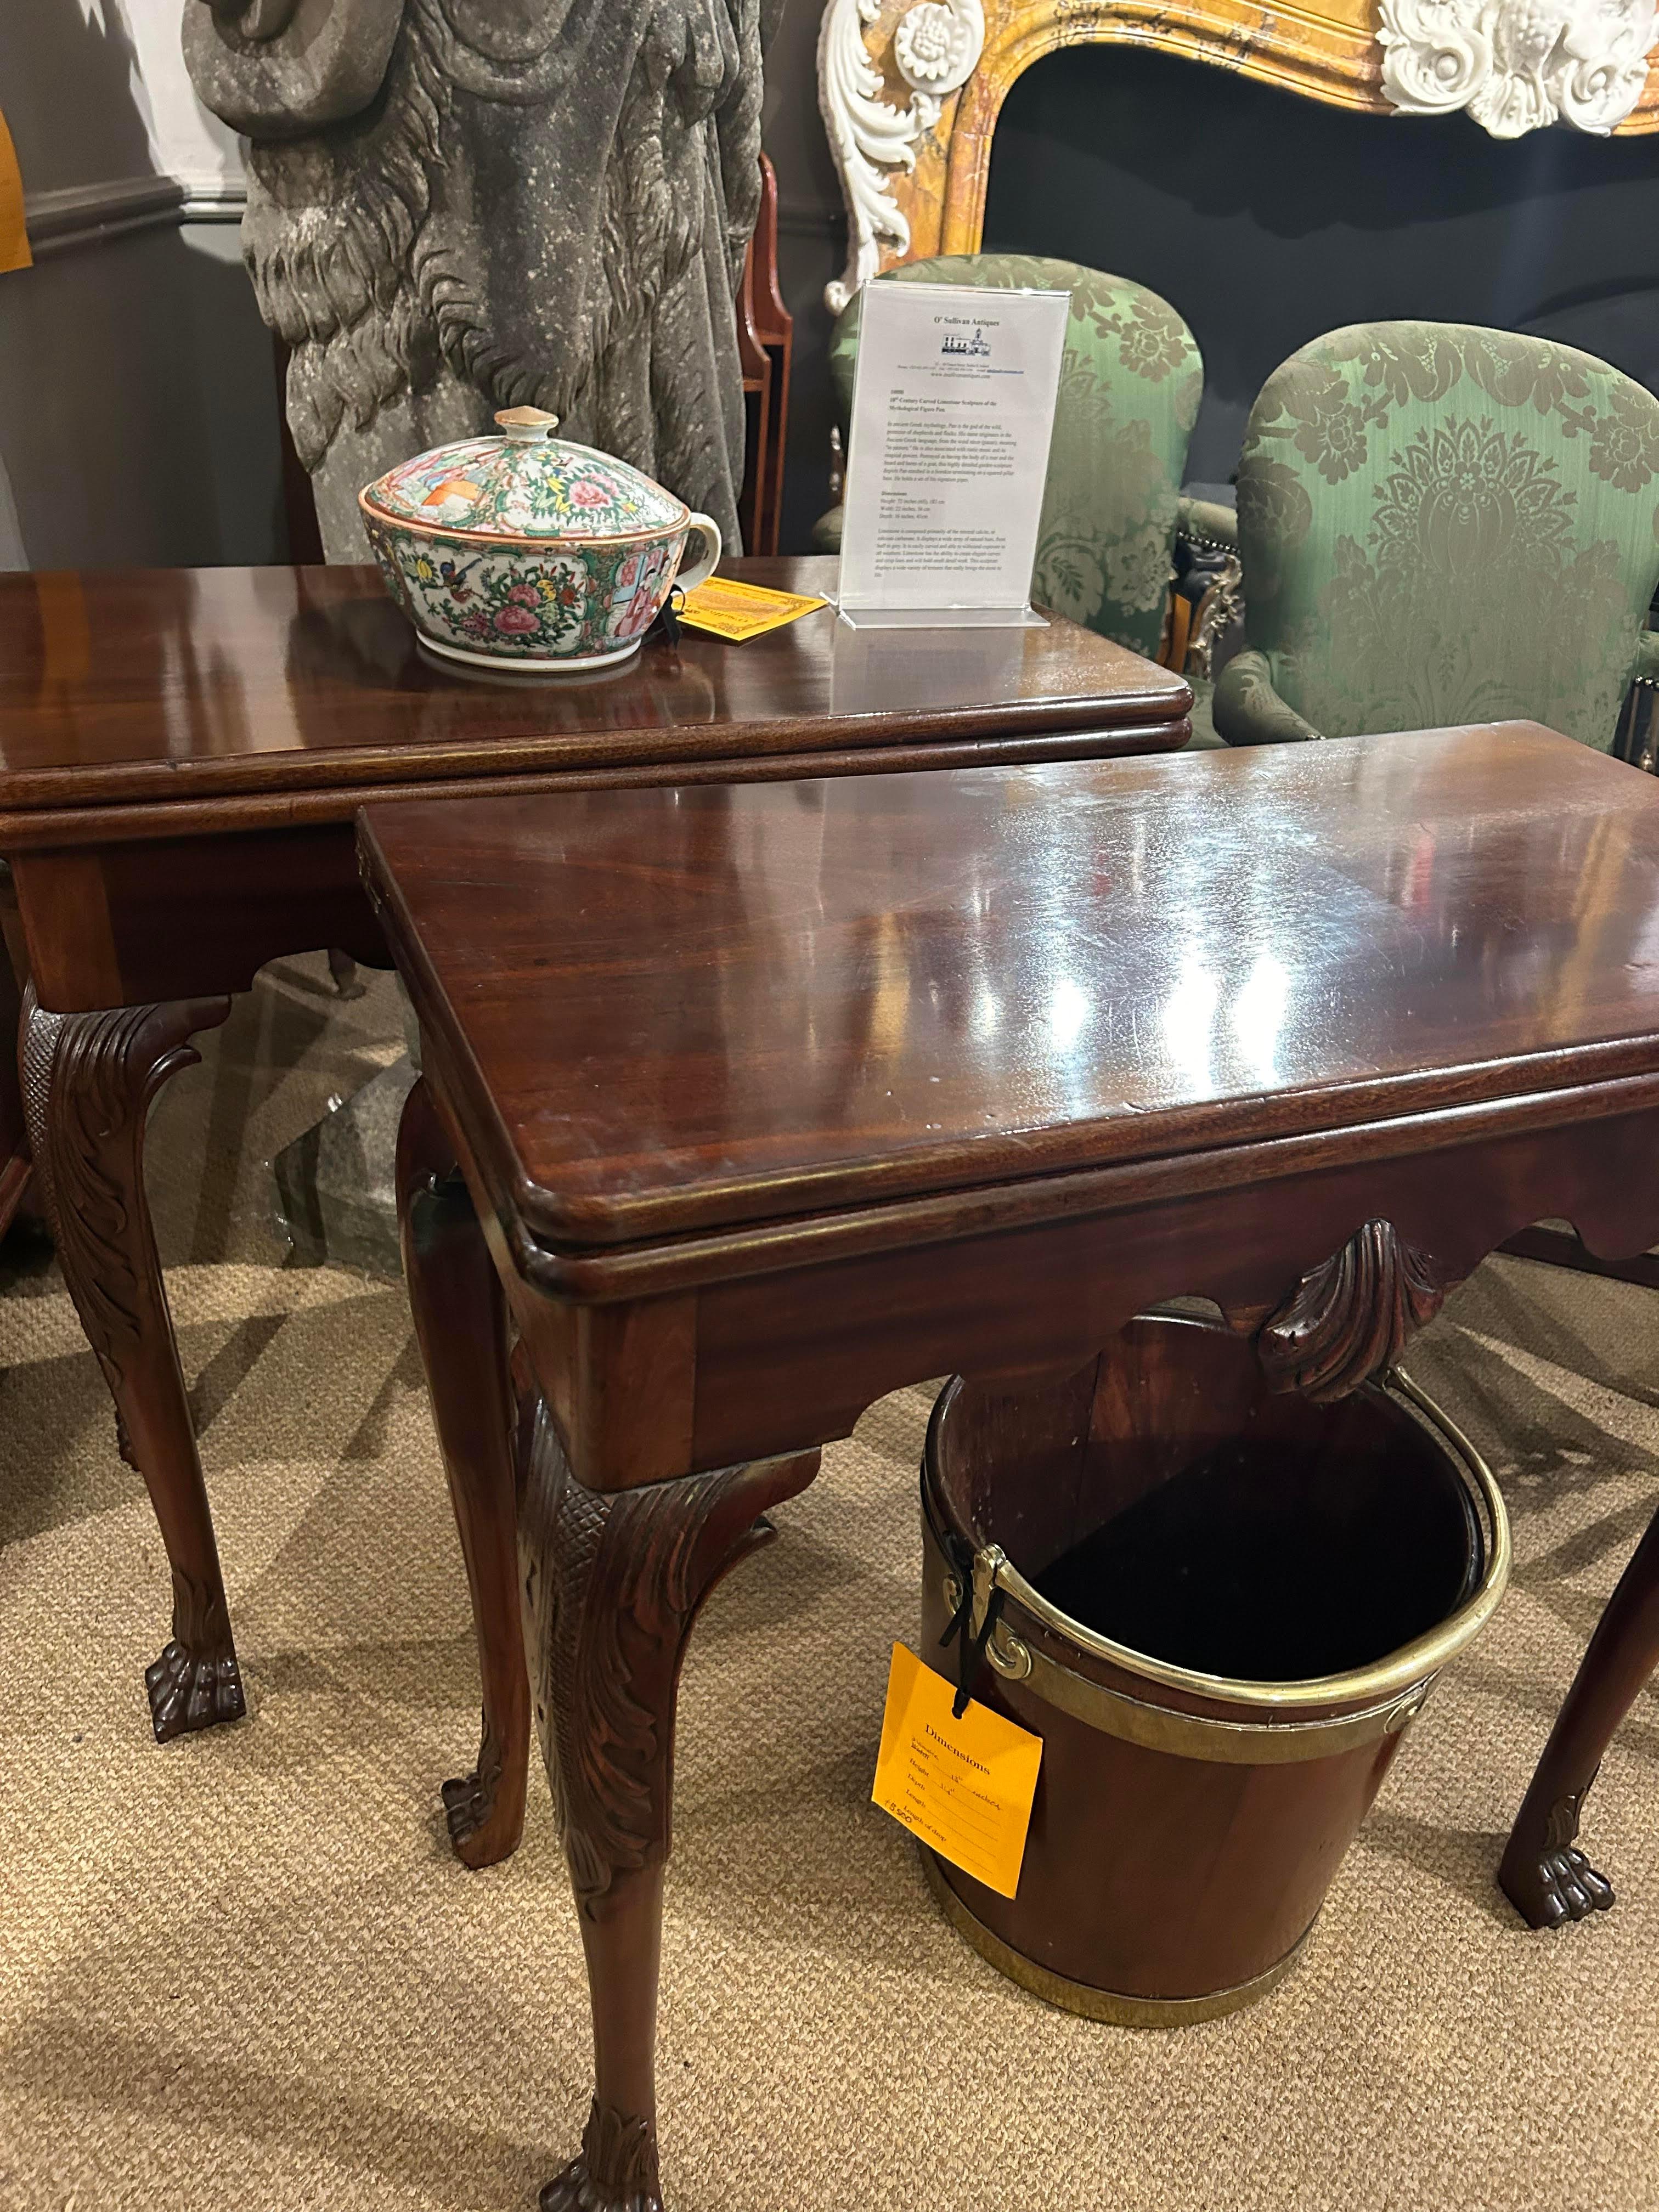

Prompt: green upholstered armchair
xmin=813 ymin=255 xmax=1203 ymax=664
xmin=1215 ymin=322 xmax=1659 ymax=751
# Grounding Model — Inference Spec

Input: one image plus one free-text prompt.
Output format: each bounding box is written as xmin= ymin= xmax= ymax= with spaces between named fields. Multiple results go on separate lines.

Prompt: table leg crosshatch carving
xmin=20 ymin=986 xmax=241 ymax=1741
xmin=1500 ymin=1503 xmax=1659 ymax=1928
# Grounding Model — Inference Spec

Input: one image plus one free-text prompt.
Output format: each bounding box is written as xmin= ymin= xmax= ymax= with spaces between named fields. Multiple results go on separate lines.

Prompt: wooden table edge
xmin=496 ymin=1064 xmax=1659 ymax=1300
xmin=0 ymin=715 xmax=1191 ymax=850
xmin=0 ymin=674 xmax=1192 ymax=818
xmin=387 ymin=911 xmax=1659 ymax=1301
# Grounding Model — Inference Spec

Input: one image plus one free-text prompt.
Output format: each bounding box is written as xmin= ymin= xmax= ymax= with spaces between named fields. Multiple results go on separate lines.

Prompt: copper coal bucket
xmin=919 ymin=1313 xmax=1509 ymax=2025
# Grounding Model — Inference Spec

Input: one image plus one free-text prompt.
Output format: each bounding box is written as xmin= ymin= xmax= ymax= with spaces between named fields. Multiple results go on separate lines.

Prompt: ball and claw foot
xmin=539 ymin=2156 xmax=662 ymax=2212
xmin=439 ymin=1765 xmax=511 ymax=1869
xmin=539 ymin=2103 xmax=662 ymax=2212
xmin=437 ymin=1723 xmax=524 ymax=1869
xmin=1500 ymin=1840 xmax=1616 ymax=1929
xmin=145 ymin=1639 xmax=246 ymax=1741
xmin=441 ymin=1768 xmax=493 ymax=1843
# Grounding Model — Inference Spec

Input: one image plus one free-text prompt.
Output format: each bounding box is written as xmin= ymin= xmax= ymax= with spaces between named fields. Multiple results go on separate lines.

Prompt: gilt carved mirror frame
xmin=819 ymin=0 xmax=1659 ymax=312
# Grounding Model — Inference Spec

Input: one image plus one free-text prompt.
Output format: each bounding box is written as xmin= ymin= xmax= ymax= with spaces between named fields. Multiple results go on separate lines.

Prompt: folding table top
xmin=0 ymin=557 xmax=1187 ymax=828
xmin=359 ymin=723 xmax=1659 ymax=1265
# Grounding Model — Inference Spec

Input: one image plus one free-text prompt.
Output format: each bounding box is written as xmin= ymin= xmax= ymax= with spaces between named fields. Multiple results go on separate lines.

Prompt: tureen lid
xmin=361 ymin=407 xmax=687 ymax=543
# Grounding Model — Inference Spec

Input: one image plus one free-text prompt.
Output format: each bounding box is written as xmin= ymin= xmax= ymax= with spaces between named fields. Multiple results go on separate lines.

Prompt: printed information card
xmin=837 ymin=281 xmax=1068 ymax=628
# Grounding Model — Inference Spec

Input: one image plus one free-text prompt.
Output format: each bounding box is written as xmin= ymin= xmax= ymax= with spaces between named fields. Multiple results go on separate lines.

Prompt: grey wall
xmin=0 ymin=222 xmax=288 ymax=571
xmin=760 ymin=12 xmax=1659 ymax=545
xmin=0 ymin=0 xmax=285 ymax=571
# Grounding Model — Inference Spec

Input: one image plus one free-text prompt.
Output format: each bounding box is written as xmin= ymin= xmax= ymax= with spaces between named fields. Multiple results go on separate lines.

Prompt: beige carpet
xmin=2 ymin=956 xmax=1659 ymax=2212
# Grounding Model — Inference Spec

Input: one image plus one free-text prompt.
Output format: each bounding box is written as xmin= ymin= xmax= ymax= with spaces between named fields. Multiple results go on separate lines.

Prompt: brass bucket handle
xmin=941 ymin=1365 xmax=1510 ymax=1762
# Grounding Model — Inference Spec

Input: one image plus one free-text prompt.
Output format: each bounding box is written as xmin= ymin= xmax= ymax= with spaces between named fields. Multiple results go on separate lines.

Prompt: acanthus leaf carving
xmin=1378 ymin=0 xmax=1657 ymax=137
xmin=1256 ymin=1217 xmax=1457 ymax=1402
xmin=517 ymin=1395 xmax=819 ymax=1910
xmin=20 ymin=988 xmax=244 ymax=1739
xmin=539 ymin=2098 xmax=663 ymax=2212
xmin=818 ymin=0 xmax=985 ymax=313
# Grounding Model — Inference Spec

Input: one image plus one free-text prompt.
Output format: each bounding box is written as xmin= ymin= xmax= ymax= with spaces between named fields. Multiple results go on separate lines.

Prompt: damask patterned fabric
xmin=1217 ymin=323 xmax=1659 ymax=751
xmin=827 ymin=255 xmax=1203 ymax=660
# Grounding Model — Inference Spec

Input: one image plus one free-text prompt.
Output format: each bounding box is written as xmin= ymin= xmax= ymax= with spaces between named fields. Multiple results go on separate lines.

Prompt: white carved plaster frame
xmin=819 ymin=0 xmax=1659 ymax=313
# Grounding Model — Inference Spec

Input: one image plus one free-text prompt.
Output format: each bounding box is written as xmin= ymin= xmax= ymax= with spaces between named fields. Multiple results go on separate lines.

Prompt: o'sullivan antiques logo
xmin=940 ymin=325 xmax=991 ymax=357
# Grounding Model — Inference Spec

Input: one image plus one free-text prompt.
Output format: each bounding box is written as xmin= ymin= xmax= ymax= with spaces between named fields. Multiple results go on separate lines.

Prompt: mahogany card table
xmin=0 ymin=556 xmax=1188 ymax=1748
xmin=362 ymin=722 xmax=1659 ymax=2211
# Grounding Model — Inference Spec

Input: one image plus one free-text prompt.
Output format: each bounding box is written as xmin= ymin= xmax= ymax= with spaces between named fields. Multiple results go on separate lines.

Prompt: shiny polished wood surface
xmin=360 ymin=722 xmax=1659 ymax=1266
xmin=0 ymin=555 xmax=1189 ymax=1752
xmin=0 ymin=556 xmax=1188 ymax=829
xmin=382 ymin=716 xmax=1659 ymax=2208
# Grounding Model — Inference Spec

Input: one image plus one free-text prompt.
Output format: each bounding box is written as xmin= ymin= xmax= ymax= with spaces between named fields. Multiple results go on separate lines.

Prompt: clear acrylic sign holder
xmin=834 ymin=281 xmax=1069 ymax=631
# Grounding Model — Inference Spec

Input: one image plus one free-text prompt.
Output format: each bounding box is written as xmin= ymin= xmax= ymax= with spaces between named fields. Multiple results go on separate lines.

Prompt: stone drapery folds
xmin=185 ymin=0 xmax=769 ymax=558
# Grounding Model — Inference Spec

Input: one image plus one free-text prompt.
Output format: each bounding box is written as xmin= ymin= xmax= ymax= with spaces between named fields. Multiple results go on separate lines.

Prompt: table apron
xmin=8 ymin=828 xmax=384 ymax=1011
xmin=505 ymin=1095 xmax=1659 ymax=1487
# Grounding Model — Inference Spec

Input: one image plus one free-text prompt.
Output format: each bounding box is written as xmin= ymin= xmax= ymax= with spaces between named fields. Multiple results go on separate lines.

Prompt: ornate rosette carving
xmin=816 ymin=0 xmax=1658 ymax=309
xmin=1257 ymin=1218 xmax=1456 ymax=1402
xmin=817 ymin=0 xmax=985 ymax=312
xmin=896 ymin=0 xmax=984 ymax=87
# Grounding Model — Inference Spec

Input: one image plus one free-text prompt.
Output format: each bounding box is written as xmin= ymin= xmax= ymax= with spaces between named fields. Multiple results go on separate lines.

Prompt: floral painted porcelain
xmin=360 ymin=408 xmax=721 ymax=674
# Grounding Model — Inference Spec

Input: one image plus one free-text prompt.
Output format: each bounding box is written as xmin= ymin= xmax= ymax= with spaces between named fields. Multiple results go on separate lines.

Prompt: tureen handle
xmin=676 ymin=514 xmax=723 ymax=595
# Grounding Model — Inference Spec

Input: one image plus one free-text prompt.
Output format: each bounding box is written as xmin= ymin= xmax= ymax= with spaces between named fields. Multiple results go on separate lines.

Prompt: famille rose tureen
xmin=360 ymin=407 xmax=721 ymax=674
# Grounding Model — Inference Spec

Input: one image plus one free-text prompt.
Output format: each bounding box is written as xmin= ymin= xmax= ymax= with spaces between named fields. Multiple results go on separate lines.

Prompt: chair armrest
xmin=1179 ymin=555 xmax=1243 ymax=682
xmin=1176 ymin=495 xmax=1237 ymax=555
xmin=811 ymin=504 xmax=844 ymax=555
xmin=1212 ymin=649 xmax=1324 ymax=746
xmin=1632 ymin=629 xmax=1659 ymax=686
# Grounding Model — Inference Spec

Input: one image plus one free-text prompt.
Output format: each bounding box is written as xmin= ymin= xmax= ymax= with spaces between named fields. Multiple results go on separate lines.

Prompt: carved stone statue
xmin=185 ymin=0 xmax=775 ymax=561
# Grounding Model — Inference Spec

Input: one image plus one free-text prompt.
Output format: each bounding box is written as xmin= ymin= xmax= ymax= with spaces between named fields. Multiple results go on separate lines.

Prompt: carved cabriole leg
xmin=396 ymin=1077 xmax=529 ymax=1869
xmin=519 ymin=1397 xmax=819 ymax=2212
xmin=1499 ymin=1504 xmax=1659 ymax=1928
xmin=1255 ymin=1217 xmax=1459 ymax=1401
xmin=20 ymin=986 xmax=240 ymax=1740
xmin=1250 ymin=1216 xmax=1645 ymax=1927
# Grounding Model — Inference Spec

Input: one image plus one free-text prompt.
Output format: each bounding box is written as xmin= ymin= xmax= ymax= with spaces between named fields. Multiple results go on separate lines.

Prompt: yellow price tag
xmin=676 ymin=575 xmax=828 ymax=642
xmin=871 ymin=1643 xmax=1042 ymax=1900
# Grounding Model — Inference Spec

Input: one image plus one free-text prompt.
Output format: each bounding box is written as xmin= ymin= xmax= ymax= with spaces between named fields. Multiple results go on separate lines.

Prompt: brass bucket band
xmin=919 ymin=1850 xmax=1316 ymax=2026
xmin=926 ymin=1367 xmax=1511 ymax=1767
